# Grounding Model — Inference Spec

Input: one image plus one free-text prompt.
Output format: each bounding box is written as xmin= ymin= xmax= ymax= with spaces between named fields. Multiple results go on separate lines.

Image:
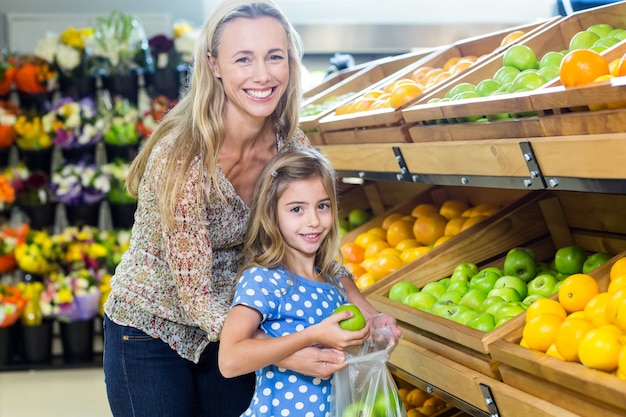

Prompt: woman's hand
xmin=274 ymin=346 xmax=348 ymax=380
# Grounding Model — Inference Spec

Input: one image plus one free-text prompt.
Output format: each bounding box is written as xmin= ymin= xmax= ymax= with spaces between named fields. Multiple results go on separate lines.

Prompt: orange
xmin=386 ymin=219 xmax=416 ymax=248
xmin=411 ymin=66 xmax=435 ymax=84
xmin=443 ymin=56 xmax=462 ymax=71
xmin=381 ymin=212 xmax=404 ymax=230
xmin=383 ymin=78 xmax=417 ymax=94
xmin=433 ymin=235 xmax=453 ymax=247
xmin=367 ymin=226 xmax=388 ymax=240
xmin=594 ymin=74 xmax=614 ymax=83
xmin=583 ymin=292 xmax=612 ymax=327
xmin=351 ymin=97 xmax=377 ymax=112
xmin=406 ymin=388 xmax=430 ymax=408
xmin=335 ymin=101 xmax=356 ymax=115
xmin=461 ymin=215 xmax=488 ymax=232
xmin=395 ymin=238 xmax=420 ymax=251
xmin=400 ymin=246 xmax=432 ymax=263
xmin=559 ymin=49 xmax=610 ymax=88
xmin=429 ymin=71 xmax=452 ymax=86
xmin=364 ymin=239 xmax=391 ymax=259
xmin=578 ymin=326 xmax=624 ymax=372
xmin=389 ymin=81 xmax=423 ymax=108
xmin=617 ymin=53 xmax=626 ymax=77
xmin=610 ymin=257 xmax=626 ymax=281
xmin=340 ymin=242 xmax=365 ymax=264
xmin=522 ymin=313 xmax=564 ymax=352
xmin=449 ymin=59 xmax=474 ymax=75
xmin=608 ymin=274 xmax=626 ymax=294
xmin=354 ymin=232 xmax=383 ymax=249
xmin=554 ymin=317 xmax=595 ymax=362
xmin=617 ymin=345 xmax=626 ymax=380
xmin=470 ymin=203 xmax=498 ymax=216
xmin=558 ymin=273 xmax=600 ymax=313
xmin=565 ymin=311 xmax=587 ymax=321
xmin=439 ymin=199 xmax=469 ymax=220
xmin=362 ymin=90 xmax=384 ymax=99
xmin=370 ymin=253 xmax=405 ymax=279
xmin=525 ymin=298 xmax=567 ymax=323
xmin=545 ymin=343 xmax=565 ymax=360
xmin=412 ymin=213 xmax=447 ymax=246
xmin=444 ymin=217 xmax=468 ymax=237
xmin=411 ymin=203 xmax=439 ymax=219
xmin=609 ymin=57 xmax=621 ymax=76
xmin=379 ymin=247 xmax=402 ymax=257
xmin=360 ymin=257 xmax=376 ymax=272
xmin=500 ymin=30 xmax=526 ymax=47
xmin=355 ymin=272 xmax=377 ymax=290
xmin=606 ymin=288 xmax=626 ymax=331
xmin=344 ymin=262 xmax=366 ymax=278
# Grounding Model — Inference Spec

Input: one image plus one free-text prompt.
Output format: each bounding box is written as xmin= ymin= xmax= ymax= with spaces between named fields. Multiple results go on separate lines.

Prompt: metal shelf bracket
xmin=519 ymin=141 xmax=547 ymax=189
xmin=479 ymin=383 xmax=501 ymax=417
xmin=392 ymin=146 xmax=413 ymax=182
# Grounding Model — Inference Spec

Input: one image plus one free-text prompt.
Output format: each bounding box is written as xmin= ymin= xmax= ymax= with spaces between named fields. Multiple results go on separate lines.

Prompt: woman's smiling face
xmin=209 ymin=16 xmax=289 ymax=122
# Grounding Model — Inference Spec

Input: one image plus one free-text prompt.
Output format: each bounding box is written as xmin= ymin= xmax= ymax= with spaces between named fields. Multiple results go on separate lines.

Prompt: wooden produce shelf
xmin=317 ymin=20 xmax=555 ymax=145
xmin=490 ymin=252 xmax=626 ymax=416
xmin=389 ymin=338 xmax=581 ymax=417
xmin=301 ymin=50 xmax=435 ymax=145
xmin=366 ymin=191 xmax=626 ymax=375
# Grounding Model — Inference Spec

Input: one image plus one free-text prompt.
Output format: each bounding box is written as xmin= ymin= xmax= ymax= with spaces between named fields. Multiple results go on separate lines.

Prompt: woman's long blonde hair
xmin=243 ymin=148 xmax=343 ymax=283
xmin=126 ymin=0 xmax=304 ymax=230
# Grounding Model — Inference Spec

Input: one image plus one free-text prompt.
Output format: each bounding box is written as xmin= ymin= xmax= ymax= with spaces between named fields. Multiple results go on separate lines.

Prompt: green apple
xmin=339 ymin=227 xmax=348 ymax=238
xmin=339 ymin=218 xmax=350 ymax=230
xmin=582 ymin=252 xmax=613 ymax=274
xmin=503 ymin=247 xmax=537 ymax=282
xmin=475 ymin=79 xmax=502 ymax=97
xmin=467 ymin=312 xmax=496 ymax=332
xmin=493 ymin=66 xmax=521 ymax=84
xmin=447 ymin=280 xmax=470 ymax=295
xmin=450 ymin=262 xmax=479 ymax=283
xmin=445 ymin=82 xmax=476 ymax=99
xmin=527 ymin=273 xmax=558 ymax=297
xmin=569 ymin=30 xmax=601 ymax=51
xmin=348 ymin=209 xmax=370 ymax=229
xmin=438 ymin=290 xmax=465 ymax=305
xmin=488 ymin=287 xmax=522 ymax=303
xmin=481 ymin=295 xmax=506 ymax=313
xmin=454 ymin=308 xmax=481 ymax=325
xmin=430 ymin=301 xmax=453 ymax=317
xmin=539 ymin=51 xmax=565 ymax=69
xmin=510 ymin=70 xmax=547 ymax=92
xmin=388 ymin=281 xmax=419 ymax=303
xmin=459 ymin=288 xmax=488 ymax=311
xmin=554 ymin=245 xmax=587 ymax=275
xmin=537 ymin=66 xmax=560 ymax=82
xmin=495 ymin=314 xmax=516 ymax=327
xmin=593 ymin=37 xmax=620 ymax=50
xmin=484 ymin=297 xmax=509 ymax=316
xmin=502 ymin=44 xmax=538 ymax=71
xmin=493 ymin=302 xmax=526 ymax=323
xmin=439 ymin=277 xmax=451 ymax=288
xmin=487 ymin=112 xmax=512 ymax=121
xmin=522 ymin=294 xmax=545 ymax=306
xmin=444 ymin=304 xmax=473 ymax=322
xmin=333 ymin=303 xmax=366 ymax=331
xmin=404 ymin=292 xmax=437 ymax=311
xmin=493 ymin=275 xmax=528 ymax=299
xmin=481 ymin=267 xmax=504 ymax=277
xmin=586 ymin=23 xmax=614 ymax=38
xmin=421 ymin=281 xmax=447 ymax=299
xmin=372 ymin=389 xmax=403 ymax=417
xmin=342 ymin=400 xmax=372 ymax=417
xmin=608 ymin=28 xmax=626 ymax=41
xmin=469 ymin=269 xmax=501 ymax=293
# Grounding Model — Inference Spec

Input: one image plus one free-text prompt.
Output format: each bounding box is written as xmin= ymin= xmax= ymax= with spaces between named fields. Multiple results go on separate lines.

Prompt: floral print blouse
xmin=104 ymin=128 xmax=311 ymax=363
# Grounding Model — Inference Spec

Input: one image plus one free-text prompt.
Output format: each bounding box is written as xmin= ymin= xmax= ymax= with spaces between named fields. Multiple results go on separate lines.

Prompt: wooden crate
xmin=402 ymin=1 xmax=626 ymax=142
xmin=366 ymin=191 xmax=626 ymax=359
xmin=489 ymin=252 xmax=626 ymax=416
xmin=300 ymin=50 xmax=435 ymax=145
xmin=317 ymin=20 xmax=555 ymax=145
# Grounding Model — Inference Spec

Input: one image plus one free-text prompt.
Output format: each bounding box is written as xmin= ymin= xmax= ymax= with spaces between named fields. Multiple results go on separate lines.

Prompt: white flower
xmin=174 ymin=32 xmax=198 ymax=64
xmin=55 ymin=43 xmax=82 ymax=73
xmin=34 ymin=33 xmax=59 ymax=63
xmin=0 ymin=108 xmax=16 ymax=126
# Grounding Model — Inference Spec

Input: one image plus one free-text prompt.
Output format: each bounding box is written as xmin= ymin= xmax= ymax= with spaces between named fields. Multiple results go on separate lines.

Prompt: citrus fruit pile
xmin=342 ymin=199 xmax=499 ymax=290
xmin=398 ymin=387 xmax=449 ymax=417
xmin=334 ymin=55 xmax=480 ymax=115
xmin=520 ymin=257 xmax=626 ymax=378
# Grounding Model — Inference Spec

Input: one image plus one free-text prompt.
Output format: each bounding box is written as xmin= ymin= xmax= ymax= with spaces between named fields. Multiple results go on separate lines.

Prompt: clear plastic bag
xmin=329 ymin=326 xmax=407 ymax=417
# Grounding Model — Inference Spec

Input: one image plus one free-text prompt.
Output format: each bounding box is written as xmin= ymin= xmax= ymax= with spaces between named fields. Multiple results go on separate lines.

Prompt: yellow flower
xmin=57 ymin=287 xmax=74 ymax=303
xmin=60 ymin=27 xmax=94 ymax=50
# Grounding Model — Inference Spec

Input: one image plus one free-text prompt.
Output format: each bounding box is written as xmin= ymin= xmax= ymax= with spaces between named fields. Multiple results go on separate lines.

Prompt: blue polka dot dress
xmin=232 ymin=265 xmax=348 ymax=417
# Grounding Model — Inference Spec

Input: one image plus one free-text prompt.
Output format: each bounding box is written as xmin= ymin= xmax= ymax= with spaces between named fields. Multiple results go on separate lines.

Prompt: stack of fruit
xmin=398 ymin=387 xmax=450 ymax=417
xmin=387 ymin=245 xmax=612 ymax=332
xmin=301 ymin=92 xmax=355 ymax=117
xmin=520 ymin=256 xmax=626 ymax=378
xmin=341 ymin=199 xmax=500 ymax=290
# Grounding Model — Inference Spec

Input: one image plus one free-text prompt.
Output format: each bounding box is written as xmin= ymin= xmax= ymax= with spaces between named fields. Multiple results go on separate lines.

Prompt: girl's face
xmin=276 ymin=177 xmax=333 ymax=263
xmin=209 ymin=16 xmax=289 ymax=123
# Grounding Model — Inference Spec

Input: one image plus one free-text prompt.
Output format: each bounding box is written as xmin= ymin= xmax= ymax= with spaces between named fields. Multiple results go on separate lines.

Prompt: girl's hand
xmin=311 ymin=310 xmax=370 ymax=350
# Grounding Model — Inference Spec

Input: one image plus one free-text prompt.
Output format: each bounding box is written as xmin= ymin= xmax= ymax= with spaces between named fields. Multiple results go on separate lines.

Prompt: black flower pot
xmin=0 ymin=324 xmax=19 ymax=366
xmin=103 ymin=72 xmax=140 ymax=105
xmin=60 ymin=143 xmax=97 ymax=164
xmin=0 ymin=146 xmax=11 ymax=168
xmin=65 ymin=203 xmax=101 ymax=228
xmin=60 ymin=318 xmax=95 ymax=363
xmin=149 ymin=67 xmax=185 ymax=100
xmin=20 ymin=319 xmax=53 ymax=364
xmin=59 ymin=76 xmax=97 ymax=100
xmin=18 ymin=147 xmax=53 ymax=174
xmin=20 ymin=203 xmax=57 ymax=231
xmin=109 ymin=202 xmax=137 ymax=229
xmin=17 ymin=92 xmax=54 ymax=114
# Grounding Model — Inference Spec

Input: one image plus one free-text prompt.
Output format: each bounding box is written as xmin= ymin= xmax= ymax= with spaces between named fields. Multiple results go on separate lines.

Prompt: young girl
xmin=219 ymin=148 xmax=371 ymax=417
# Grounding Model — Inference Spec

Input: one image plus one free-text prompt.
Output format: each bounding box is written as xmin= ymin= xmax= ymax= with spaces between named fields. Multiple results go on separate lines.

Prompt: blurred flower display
xmin=101 ymin=159 xmax=136 ymax=204
xmin=14 ymin=229 xmax=61 ymax=275
xmin=12 ymin=55 xmax=58 ymax=95
xmin=42 ymin=97 xmax=104 ymax=149
xmin=0 ymin=282 xmax=27 ymax=327
xmin=34 ymin=27 xmax=96 ymax=78
xmin=0 ymin=101 xmax=19 ymax=148
xmin=14 ymin=113 xmax=53 ymax=150
xmin=0 ymin=50 xmax=16 ymax=97
xmin=102 ymin=96 xmax=140 ymax=146
xmin=51 ymin=162 xmax=110 ymax=206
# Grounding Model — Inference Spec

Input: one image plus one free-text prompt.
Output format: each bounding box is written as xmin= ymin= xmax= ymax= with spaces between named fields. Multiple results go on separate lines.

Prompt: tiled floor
xmin=0 ymin=367 xmax=112 ymax=417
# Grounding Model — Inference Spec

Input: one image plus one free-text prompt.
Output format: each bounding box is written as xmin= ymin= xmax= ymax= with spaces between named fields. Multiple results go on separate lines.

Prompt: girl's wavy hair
xmin=242 ymin=148 xmax=343 ymax=284
xmin=125 ymin=0 xmax=304 ymax=230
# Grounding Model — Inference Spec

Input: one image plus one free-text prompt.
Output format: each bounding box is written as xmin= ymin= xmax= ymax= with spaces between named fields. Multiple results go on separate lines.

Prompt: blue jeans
xmin=103 ymin=315 xmax=255 ymax=417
